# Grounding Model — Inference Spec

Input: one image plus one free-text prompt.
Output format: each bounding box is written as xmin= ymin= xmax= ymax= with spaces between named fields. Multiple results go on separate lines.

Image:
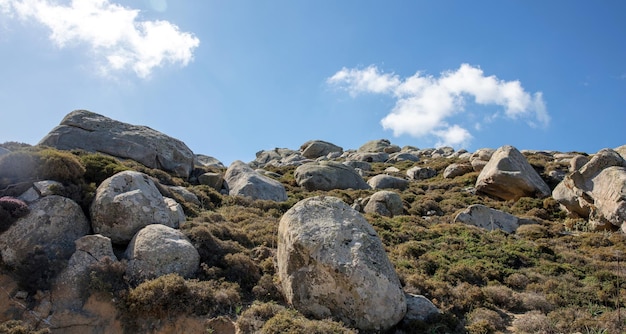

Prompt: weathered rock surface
xmin=358 ymin=139 xmax=395 ymax=153
xmin=470 ymin=148 xmax=495 ymax=172
xmin=553 ymin=149 xmax=626 ymax=229
xmin=475 ymin=145 xmax=551 ymax=201
xmin=195 ymin=154 xmax=225 ymax=168
xmin=367 ymin=174 xmax=409 ymax=191
xmin=300 ymin=140 xmax=343 ymax=159
xmin=387 ymin=152 xmax=420 ymax=163
xmin=294 ymin=161 xmax=370 ymax=191
xmin=51 ymin=235 xmax=117 ymax=311
xmin=348 ymin=151 xmax=389 ymax=163
xmin=407 ymin=166 xmax=437 ymax=180
xmin=0 ymin=195 xmax=90 ymax=267
xmin=224 ymin=160 xmax=287 ymax=201
xmin=454 ymin=204 xmax=535 ymax=233
xmin=18 ymin=180 xmax=64 ymax=203
xmin=403 ymin=294 xmax=441 ymax=324
xmin=125 ymin=224 xmax=200 ymax=283
xmin=277 ymin=196 xmax=406 ymax=331
xmin=443 ymin=163 xmax=474 ymax=179
xmin=363 ymin=190 xmax=404 ymax=217
xmin=570 ymin=155 xmax=590 ymax=172
xmin=0 ymin=147 xmax=10 ymax=157
xmin=90 ymin=171 xmax=185 ymax=244
xmin=197 ymin=172 xmax=224 ymax=190
xmin=249 ymin=148 xmax=303 ymax=168
xmin=38 ymin=110 xmax=194 ymax=178
xmin=167 ymin=185 xmax=201 ymax=206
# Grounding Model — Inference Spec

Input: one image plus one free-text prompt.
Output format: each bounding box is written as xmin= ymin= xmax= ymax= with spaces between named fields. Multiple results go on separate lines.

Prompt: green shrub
xmin=79 ymin=153 xmax=129 ymax=185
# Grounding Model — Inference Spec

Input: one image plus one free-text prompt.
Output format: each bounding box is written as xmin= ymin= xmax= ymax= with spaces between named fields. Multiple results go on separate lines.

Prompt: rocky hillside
xmin=1 ymin=110 xmax=625 ymax=334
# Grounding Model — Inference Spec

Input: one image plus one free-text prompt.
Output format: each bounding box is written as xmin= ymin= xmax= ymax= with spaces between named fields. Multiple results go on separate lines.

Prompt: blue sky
xmin=1 ymin=0 xmax=624 ymax=165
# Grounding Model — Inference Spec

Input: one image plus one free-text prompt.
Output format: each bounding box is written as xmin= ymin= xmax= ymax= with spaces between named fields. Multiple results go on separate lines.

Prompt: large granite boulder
xmin=553 ymin=148 xmax=626 ymax=229
xmin=0 ymin=195 xmax=90 ymax=267
xmin=300 ymin=140 xmax=343 ymax=159
xmin=90 ymin=171 xmax=185 ymax=244
xmin=277 ymin=196 xmax=406 ymax=331
xmin=294 ymin=161 xmax=370 ymax=191
xmin=195 ymin=154 xmax=225 ymax=169
xmin=363 ymin=190 xmax=404 ymax=217
xmin=367 ymin=174 xmax=409 ymax=191
xmin=475 ymin=145 xmax=551 ymax=201
xmin=125 ymin=224 xmax=200 ymax=283
xmin=38 ymin=110 xmax=195 ymax=178
xmin=224 ymin=160 xmax=287 ymax=201
xmin=443 ymin=163 xmax=474 ymax=179
xmin=406 ymin=166 xmax=437 ymax=180
xmin=454 ymin=204 xmax=535 ymax=233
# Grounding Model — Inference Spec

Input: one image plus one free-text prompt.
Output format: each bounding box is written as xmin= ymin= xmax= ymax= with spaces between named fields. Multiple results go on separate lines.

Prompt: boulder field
xmin=1 ymin=110 xmax=625 ymax=333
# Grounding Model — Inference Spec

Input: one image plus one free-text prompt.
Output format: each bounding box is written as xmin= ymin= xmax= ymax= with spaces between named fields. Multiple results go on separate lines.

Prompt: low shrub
xmin=512 ymin=310 xmax=554 ymax=334
xmin=260 ymin=309 xmax=356 ymax=334
xmin=466 ymin=307 xmax=505 ymax=333
xmin=79 ymin=152 xmax=129 ymax=185
xmin=88 ymin=257 xmax=128 ymax=296
xmin=124 ymin=273 xmax=241 ymax=319
xmin=0 ymin=320 xmax=50 ymax=334
xmin=13 ymin=246 xmax=64 ymax=294
xmin=237 ymin=302 xmax=286 ymax=334
xmin=0 ymin=196 xmax=29 ymax=232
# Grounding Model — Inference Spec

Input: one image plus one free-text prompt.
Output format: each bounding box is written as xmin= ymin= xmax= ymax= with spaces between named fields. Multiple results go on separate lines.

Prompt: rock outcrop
xmin=300 ymin=140 xmax=343 ymax=159
xmin=454 ymin=204 xmax=536 ymax=233
xmin=90 ymin=171 xmax=185 ymax=244
xmin=553 ymin=148 xmax=626 ymax=230
xmin=475 ymin=145 xmax=551 ymax=201
xmin=294 ymin=161 xmax=370 ymax=191
xmin=358 ymin=139 xmax=399 ymax=153
xmin=125 ymin=224 xmax=200 ymax=283
xmin=51 ymin=235 xmax=117 ymax=311
xmin=277 ymin=196 xmax=406 ymax=331
xmin=0 ymin=195 xmax=90 ymax=267
xmin=224 ymin=160 xmax=288 ymax=201
xmin=38 ymin=110 xmax=195 ymax=178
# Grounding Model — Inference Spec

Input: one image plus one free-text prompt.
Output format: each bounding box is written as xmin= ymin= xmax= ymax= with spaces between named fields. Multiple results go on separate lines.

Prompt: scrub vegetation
xmin=1 ymin=143 xmax=624 ymax=333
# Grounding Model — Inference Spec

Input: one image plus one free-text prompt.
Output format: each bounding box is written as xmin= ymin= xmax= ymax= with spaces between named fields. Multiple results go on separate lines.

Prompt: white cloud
xmin=328 ymin=63 xmax=549 ymax=148
xmin=2 ymin=0 xmax=199 ymax=78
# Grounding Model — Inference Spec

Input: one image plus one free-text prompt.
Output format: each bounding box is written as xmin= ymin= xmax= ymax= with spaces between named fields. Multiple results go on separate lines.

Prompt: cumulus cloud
xmin=328 ymin=63 xmax=549 ymax=148
xmin=2 ymin=0 xmax=199 ymax=78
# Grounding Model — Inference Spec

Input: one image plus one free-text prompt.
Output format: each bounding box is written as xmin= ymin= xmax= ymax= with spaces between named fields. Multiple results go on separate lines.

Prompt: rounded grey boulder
xmin=277 ymin=196 xmax=406 ymax=331
xmin=294 ymin=161 xmax=370 ymax=191
xmin=90 ymin=170 xmax=185 ymax=244
xmin=0 ymin=195 xmax=90 ymax=267
xmin=125 ymin=224 xmax=200 ymax=283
